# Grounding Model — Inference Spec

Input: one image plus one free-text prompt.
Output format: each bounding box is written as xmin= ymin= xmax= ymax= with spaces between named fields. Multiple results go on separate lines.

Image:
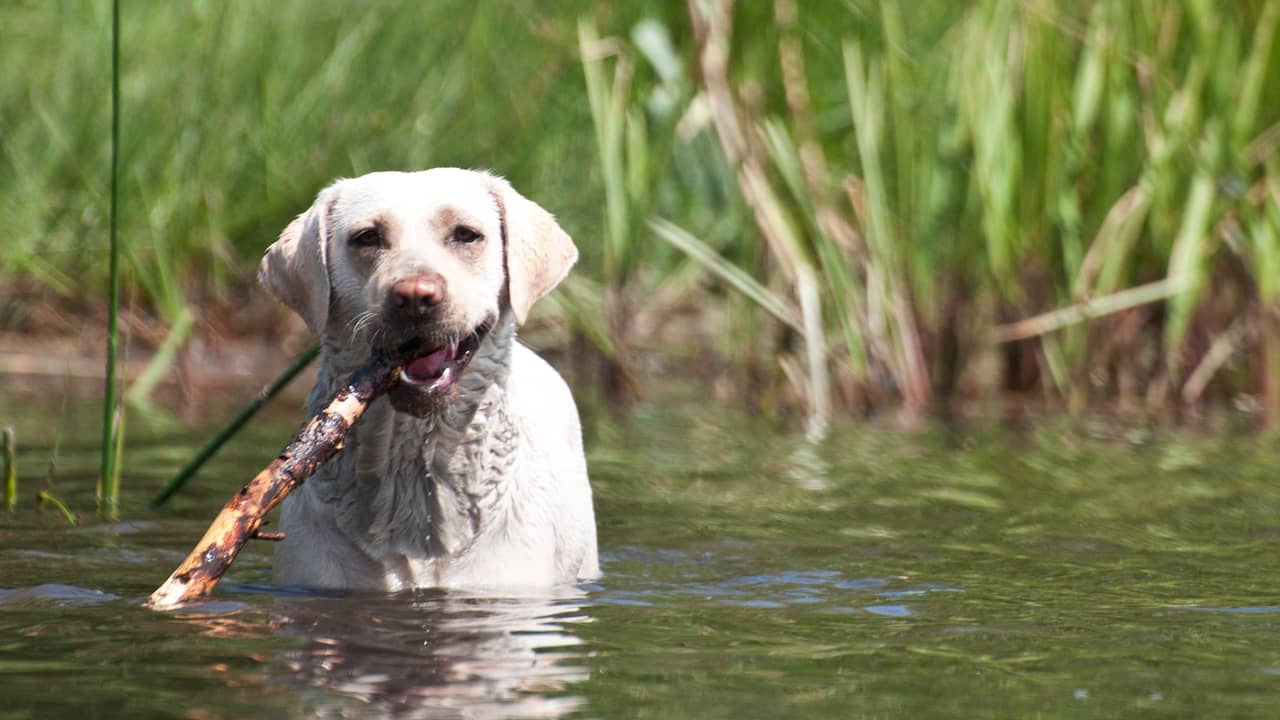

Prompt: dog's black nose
xmin=390 ymin=275 xmax=446 ymax=318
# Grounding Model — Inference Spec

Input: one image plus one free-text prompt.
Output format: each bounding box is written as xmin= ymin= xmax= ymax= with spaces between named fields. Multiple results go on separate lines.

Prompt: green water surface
xmin=1 ymin=395 xmax=1278 ymax=718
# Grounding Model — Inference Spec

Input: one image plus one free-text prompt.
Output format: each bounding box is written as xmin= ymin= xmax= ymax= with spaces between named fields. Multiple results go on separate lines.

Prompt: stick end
xmin=145 ymin=578 xmax=194 ymax=611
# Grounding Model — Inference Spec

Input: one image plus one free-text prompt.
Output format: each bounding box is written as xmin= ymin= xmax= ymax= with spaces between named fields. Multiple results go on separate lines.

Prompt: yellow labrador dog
xmin=259 ymin=169 xmax=599 ymax=591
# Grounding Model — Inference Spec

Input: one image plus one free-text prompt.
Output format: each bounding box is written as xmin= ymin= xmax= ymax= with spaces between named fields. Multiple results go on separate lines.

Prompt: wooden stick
xmin=146 ymin=354 xmax=401 ymax=610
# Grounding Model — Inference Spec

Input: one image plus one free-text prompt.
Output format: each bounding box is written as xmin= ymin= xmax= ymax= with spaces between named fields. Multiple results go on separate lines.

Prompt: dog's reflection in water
xmin=185 ymin=587 xmax=592 ymax=719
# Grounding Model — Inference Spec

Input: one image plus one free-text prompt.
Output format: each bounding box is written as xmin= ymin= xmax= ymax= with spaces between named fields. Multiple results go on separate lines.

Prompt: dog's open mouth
xmin=395 ymin=319 xmax=494 ymax=398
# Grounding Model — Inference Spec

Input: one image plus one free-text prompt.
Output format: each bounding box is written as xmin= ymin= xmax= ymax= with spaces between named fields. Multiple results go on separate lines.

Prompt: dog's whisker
xmin=347 ymin=309 xmax=382 ymax=347
xmin=343 ymin=312 xmax=363 ymax=336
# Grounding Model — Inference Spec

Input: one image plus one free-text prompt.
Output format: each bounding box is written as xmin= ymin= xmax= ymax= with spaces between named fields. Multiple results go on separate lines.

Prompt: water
xmin=3 ymin=394 xmax=1280 ymax=718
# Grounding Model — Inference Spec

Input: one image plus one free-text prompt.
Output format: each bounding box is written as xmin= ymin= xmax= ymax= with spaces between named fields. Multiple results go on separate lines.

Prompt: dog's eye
xmin=452 ymin=226 xmax=483 ymax=244
xmin=349 ymin=227 xmax=383 ymax=249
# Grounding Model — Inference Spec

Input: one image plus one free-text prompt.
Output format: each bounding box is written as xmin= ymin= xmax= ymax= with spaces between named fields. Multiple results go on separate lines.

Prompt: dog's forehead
xmin=333 ymin=170 xmax=499 ymax=228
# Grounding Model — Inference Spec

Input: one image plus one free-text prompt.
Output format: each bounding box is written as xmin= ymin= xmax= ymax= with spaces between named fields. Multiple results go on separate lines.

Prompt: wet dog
xmin=258 ymin=169 xmax=599 ymax=591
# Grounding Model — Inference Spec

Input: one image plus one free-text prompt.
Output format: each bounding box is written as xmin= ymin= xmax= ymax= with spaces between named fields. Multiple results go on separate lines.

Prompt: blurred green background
xmin=3 ymin=0 xmax=1279 ymax=424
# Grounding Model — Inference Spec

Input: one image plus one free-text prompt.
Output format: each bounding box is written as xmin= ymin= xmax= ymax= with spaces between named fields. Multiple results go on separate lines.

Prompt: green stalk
xmin=579 ymin=18 xmax=631 ymax=285
xmin=124 ymin=306 xmax=194 ymax=408
xmin=98 ymin=0 xmax=123 ymax=517
xmin=1163 ymin=173 xmax=1216 ymax=359
xmin=2 ymin=427 xmax=15 ymax=512
xmin=150 ymin=342 xmax=320 ymax=507
xmin=38 ymin=489 xmax=78 ymax=526
xmin=649 ymin=219 xmax=801 ymax=330
xmin=994 ymin=277 xmax=1189 ymax=343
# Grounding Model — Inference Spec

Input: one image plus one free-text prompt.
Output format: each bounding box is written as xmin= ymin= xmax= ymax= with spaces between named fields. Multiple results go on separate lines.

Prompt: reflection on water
xmin=0 ymin=583 xmax=119 ymax=606
xmin=177 ymin=588 xmax=591 ymax=719
xmin=594 ymin=549 xmax=963 ymax=614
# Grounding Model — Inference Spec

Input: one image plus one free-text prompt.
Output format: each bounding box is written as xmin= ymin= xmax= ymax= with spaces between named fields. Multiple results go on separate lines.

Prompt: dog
xmin=258 ymin=168 xmax=599 ymax=591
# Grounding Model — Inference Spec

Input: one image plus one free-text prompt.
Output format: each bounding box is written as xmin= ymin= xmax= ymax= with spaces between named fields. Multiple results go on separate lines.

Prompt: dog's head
xmin=259 ymin=168 xmax=577 ymax=415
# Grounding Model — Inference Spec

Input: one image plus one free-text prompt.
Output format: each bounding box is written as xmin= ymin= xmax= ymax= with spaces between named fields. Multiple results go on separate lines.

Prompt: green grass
xmin=2 ymin=426 xmax=15 ymax=512
xmin=3 ymin=0 xmax=1280 ymax=422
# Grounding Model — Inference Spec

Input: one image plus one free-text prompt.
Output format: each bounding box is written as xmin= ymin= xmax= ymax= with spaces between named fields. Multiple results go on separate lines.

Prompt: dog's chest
xmin=316 ymin=388 xmax=524 ymax=573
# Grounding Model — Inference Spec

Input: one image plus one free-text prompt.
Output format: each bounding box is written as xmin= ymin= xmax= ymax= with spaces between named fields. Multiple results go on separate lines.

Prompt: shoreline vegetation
xmin=3 ymin=0 xmax=1280 ymax=429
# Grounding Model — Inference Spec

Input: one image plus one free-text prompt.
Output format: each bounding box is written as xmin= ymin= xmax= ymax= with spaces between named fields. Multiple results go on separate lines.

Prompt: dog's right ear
xmin=481 ymin=173 xmax=578 ymax=325
xmin=259 ymin=187 xmax=336 ymax=334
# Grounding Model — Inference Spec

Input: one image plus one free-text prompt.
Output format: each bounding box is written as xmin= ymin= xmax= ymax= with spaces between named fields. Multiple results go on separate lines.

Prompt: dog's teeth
xmin=430 ymin=365 xmax=453 ymax=391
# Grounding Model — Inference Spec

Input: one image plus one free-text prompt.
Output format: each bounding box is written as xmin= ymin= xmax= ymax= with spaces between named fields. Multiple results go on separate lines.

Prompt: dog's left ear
xmin=259 ymin=184 xmax=338 ymax=334
xmin=483 ymin=173 xmax=578 ymax=325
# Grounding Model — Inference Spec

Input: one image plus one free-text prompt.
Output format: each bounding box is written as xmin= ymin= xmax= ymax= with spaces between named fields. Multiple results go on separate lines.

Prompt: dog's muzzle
xmin=386 ymin=317 xmax=495 ymax=416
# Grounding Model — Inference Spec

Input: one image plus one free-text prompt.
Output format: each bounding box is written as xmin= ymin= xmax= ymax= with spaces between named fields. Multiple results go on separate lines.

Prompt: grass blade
xmin=995 ymin=277 xmax=1190 ymax=343
xmin=124 ymin=307 xmax=194 ymax=409
xmin=38 ymin=490 xmax=78 ymax=526
xmin=649 ymin=218 xmax=802 ymax=331
xmin=98 ymin=0 xmax=123 ymax=518
xmin=2 ymin=426 xmax=15 ymax=512
xmin=1162 ymin=174 xmax=1216 ymax=359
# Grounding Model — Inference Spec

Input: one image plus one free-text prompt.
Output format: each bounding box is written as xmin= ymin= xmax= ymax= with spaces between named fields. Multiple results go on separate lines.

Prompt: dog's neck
xmin=306 ymin=314 xmax=520 ymax=566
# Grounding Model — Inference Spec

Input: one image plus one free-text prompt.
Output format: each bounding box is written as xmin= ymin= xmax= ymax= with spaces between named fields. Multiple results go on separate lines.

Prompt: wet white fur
xmin=261 ymin=169 xmax=599 ymax=591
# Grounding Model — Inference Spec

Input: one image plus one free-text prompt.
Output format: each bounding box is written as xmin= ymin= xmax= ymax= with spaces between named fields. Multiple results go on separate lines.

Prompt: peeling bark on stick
xmin=146 ymin=355 xmax=401 ymax=610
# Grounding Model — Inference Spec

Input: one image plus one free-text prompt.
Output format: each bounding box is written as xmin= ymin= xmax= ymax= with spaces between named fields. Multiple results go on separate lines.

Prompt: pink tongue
xmin=404 ymin=346 xmax=454 ymax=383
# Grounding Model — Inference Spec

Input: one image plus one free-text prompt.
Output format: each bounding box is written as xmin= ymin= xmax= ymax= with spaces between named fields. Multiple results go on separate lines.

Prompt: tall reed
xmin=98 ymin=0 xmax=122 ymax=517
